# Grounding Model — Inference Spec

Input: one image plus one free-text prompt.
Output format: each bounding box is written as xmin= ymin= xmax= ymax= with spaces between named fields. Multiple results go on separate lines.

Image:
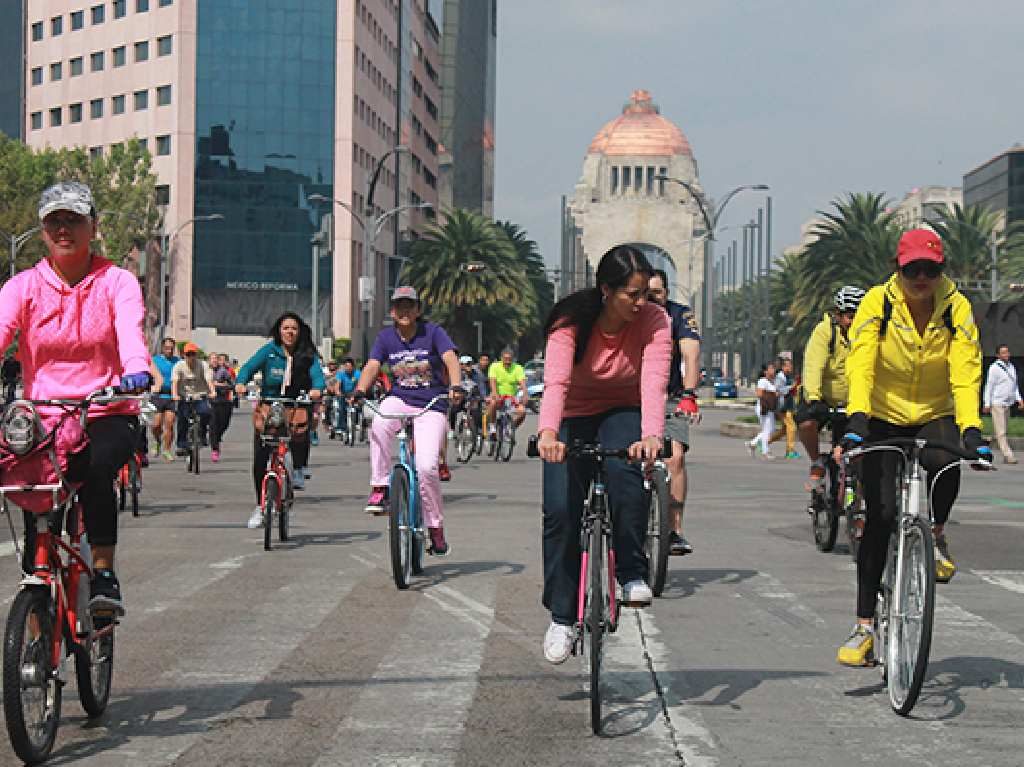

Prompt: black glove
xmin=807 ymin=399 xmax=829 ymax=421
xmin=962 ymin=427 xmax=992 ymax=461
xmin=840 ymin=412 xmax=869 ymax=451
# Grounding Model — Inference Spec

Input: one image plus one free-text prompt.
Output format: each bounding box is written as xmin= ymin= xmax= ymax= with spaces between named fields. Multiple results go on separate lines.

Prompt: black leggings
xmin=211 ymin=401 xmax=233 ymax=449
xmin=251 ymin=429 xmax=310 ymax=502
xmin=856 ymin=416 xmax=960 ymax=619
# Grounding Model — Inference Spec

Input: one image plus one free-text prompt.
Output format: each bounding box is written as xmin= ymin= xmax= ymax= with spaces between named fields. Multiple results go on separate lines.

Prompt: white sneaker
xmin=247 ymin=507 xmax=263 ymax=529
xmin=292 ymin=469 xmax=305 ymax=490
xmin=543 ymin=621 xmax=574 ymax=664
xmin=622 ymin=579 xmax=653 ymax=606
xmin=447 ymin=429 xmax=456 ymax=441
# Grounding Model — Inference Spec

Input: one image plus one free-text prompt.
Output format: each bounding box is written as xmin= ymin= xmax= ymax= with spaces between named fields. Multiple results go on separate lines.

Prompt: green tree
xmin=399 ymin=209 xmax=536 ymax=352
xmin=930 ymin=203 xmax=1024 ymax=304
xmin=495 ymin=220 xmax=554 ymax=359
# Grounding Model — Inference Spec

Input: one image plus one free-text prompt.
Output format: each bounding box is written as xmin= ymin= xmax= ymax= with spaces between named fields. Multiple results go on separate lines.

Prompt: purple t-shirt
xmin=369 ymin=321 xmax=456 ymax=411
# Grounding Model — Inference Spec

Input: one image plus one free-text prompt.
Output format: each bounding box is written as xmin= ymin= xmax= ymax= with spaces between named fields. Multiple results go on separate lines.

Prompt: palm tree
xmin=495 ymin=220 xmax=554 ymax=358
xmin=930 ymin=203 xmax=1024 ymax=304
xmin=399 ymin=209 xmax=536 ymax=352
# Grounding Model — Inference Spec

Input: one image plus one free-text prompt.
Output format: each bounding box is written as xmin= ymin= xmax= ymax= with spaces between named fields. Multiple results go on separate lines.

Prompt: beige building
xmin=889 ymin=185 xmax=962 ymax=230
xmin=570 ymin=90 xmax=703 ymax=311
xmin=22 ymin=0 xmax=438 ymax=357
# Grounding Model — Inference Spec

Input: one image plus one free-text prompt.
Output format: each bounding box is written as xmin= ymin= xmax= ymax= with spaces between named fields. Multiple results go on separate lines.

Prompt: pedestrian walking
xmin=747 ymin=362 xmax=778 ymax=459
xmin=210 ymin=353 xmax=236 ymax=462
xmin=983 ymin=343 xmax=1022 ymax=464
xmin=769 ymin=357 xmax=799 ymax=458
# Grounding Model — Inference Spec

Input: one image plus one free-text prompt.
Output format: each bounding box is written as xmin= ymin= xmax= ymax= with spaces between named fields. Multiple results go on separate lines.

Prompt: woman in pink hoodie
xmin=535 ymin=245 xmax=672 ymax=664
xmin=0 ymin=182 xmax=151 ymax=615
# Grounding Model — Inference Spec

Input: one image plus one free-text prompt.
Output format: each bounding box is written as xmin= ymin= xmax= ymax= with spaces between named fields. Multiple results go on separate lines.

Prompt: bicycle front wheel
xmin=3 ymin=588 xmax=61 ymax=764
xmin=75 ymin=613 xmax=114 ymax=717
xmin=499 ymin=420 xmax=515 ymax=462
xmin=388 ymin=467 xmax=413 ymax=589
xmin=845 ymin=480 xmax=865 ymax=561
xmin=263 ymin=476 xmax=279 ymax=551
xmin=887 ymin=517 xmax=935 ymax=716
xmin=587 ymin=517 xmax=604 ymax=735
xmin=456 ymin=414 xmax=475 ymax=463
xmin=645 ymin=465 xmax=671 ymax=597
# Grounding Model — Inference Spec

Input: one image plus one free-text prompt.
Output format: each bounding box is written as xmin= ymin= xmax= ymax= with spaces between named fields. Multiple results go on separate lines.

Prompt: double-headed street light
xmin=160 ymin=214 xmax=223 ymax=340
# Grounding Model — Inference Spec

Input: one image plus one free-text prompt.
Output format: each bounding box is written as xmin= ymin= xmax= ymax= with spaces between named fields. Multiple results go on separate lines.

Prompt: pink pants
xmin=370 ymin=396 xmax=447 ymax=529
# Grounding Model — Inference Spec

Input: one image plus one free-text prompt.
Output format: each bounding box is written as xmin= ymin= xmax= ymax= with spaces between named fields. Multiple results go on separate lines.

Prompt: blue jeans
xmin=542 ymin=407 xmax=647 ymax=625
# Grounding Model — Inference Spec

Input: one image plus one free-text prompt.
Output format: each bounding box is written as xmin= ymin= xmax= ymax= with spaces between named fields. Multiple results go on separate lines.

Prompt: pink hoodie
xmin=0 ymin=256 xmax=148 ymax=419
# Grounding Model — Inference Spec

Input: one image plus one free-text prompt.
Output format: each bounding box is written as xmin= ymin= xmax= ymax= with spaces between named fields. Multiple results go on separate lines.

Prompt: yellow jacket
xmin=846 ymin=274 xmax=982 ymax=431
xmin=801 ymin=313 xmax=849 ymax=405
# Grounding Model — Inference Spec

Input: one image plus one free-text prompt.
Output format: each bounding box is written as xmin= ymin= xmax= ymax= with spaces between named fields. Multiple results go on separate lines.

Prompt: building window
xmin=155 ymin=185 xmax=170 ymax=205
xmin=158 ymin=0 xmax=172 ymax=6
xmin=157 ymin=84 xmax=172 ymax=105
xmin=134 ymin=90 xmax=148 ymax=110
xmin=32 ymin=22 xmax=43 ymax=41
xmin=633 ymin=166 xmax=642 ymax=192
xmin=112 ymin=94 xmax=125 ymax=114
xmin=91 ymin=51 xmax=104 ymax=71
xmin=156 ymin=135 xmax=171 ymax=155
xmin=92 ymin=4 xmax=105 ymax=23
xmin=646 ymin=166 xmax=655 ymax=195
xmin=89 ymin=146 xmax=103 ymax=160
xmin=71 ymin=11 xmax=84 ymax=30
xmin=70 ymin=57 xmax=84 ymax=76
xmin=30 ymin=112 xmax=42 ymax=130
xmin=424 ymin=95 xmax=438 ymax=121
xmin=113 ymin=46 xmax=126 ymax=67
xmin=134 ymin=41 xmax=149 ymax=62
xmin=51 ymin=16 xmax=63 ymax=35
xmin=31 ymin=67 xmax=43 ymax=86
xmin=138 ymin=138 xmax=147 ymax=151
xmin=136 ymin=0 xmax=149 ymax=11
xmin=50 ymin=62 xmax=62 ymax=81
xmin=90 ymin=98 xmax=104 ymax=118
xmin=49 ymin=108 xmax=62 ymax=127
xmin=610 ymin=166 xmax=619 ymax=195
xmin=69 ymin=103 xmax=83 ymax=123
xmin=113 ymin=0 xmax=126 ymax=18
xmin=622 ymin=166 xmax=631 ymax=190
xmin=423 ymin=131 xmax=437 ymax=156
xmin=157 ymin=35 xmax=172 ymax=56
xmin=658 ymin=166 xmax=667 ymax=196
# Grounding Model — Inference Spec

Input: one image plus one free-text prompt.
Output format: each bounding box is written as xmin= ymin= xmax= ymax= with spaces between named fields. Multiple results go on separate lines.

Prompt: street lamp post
xmin=160 ymin=214 xmax=223 ymax=340
xmin=0 ymin=226 xmax=42 ymax=280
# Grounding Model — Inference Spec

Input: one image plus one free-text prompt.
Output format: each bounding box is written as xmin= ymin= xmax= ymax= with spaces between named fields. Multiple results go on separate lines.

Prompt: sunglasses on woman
xmin=900 ymin=260 xmax=943 ymax=279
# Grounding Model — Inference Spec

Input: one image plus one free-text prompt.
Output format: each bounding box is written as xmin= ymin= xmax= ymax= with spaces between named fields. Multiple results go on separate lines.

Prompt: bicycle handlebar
xmin=846 ymin=437 xmax=992 ymax=466
xmin=362 ymin=394 xmax=448 ymax=420
xmin=526 ymin=435 xmax=673 ymax=460
xmin=258 ymin=394 xmax=314 ymax=405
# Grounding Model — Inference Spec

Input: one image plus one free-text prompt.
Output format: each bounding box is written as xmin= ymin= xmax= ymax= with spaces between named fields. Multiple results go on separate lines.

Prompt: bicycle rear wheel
xmin=812 ymin=466 xmax=839 ymax=551
xmin=645 ymin=465 xmax=671 ymax=597
xmin=388 ymin=467 xmax=413 ymax=589
xmin=499 ymin=419 xmax=515 ymax=462
xmin=492 ymin=417 xmax=503 ymax=461
xmin=129 ymin=460 xmax=140 ymax=518
xmin=75 ymin=613 xmax=114 ymax=717
xmin=887 ymin=517 xmax=934 ymax=716
xmin=587 ymin=515 xmax=604 ymax=735
xmin=3 ymin=588 xmax=61 ymax=764
xmin=263 ymin=476 xmax=279 ymax=551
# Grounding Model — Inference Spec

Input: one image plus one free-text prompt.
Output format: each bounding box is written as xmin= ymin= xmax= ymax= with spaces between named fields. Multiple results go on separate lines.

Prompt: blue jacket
xmin=237 ymin=342 xmax=325 ymax=398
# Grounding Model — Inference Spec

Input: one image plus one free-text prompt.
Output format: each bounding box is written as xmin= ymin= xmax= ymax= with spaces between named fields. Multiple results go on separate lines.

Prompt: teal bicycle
xmin=362 ymin=394 xmax=448 ymax=590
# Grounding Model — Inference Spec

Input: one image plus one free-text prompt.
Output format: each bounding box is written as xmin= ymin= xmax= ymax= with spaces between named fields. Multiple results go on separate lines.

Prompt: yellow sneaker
xmin=837 ymin=624 xmax=874 ymax=667
xmin=934 ymin=534 xmax=956 ymax=583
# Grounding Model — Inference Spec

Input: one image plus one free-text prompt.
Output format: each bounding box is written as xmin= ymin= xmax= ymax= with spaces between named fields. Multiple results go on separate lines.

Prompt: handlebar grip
xmin=527 ymin=435 xmax=540 ymax=458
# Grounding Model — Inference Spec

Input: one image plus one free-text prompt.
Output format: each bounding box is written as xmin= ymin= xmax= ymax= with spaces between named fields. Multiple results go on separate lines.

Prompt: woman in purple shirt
xmin=352 ymin=287 xmax=463 ymax=555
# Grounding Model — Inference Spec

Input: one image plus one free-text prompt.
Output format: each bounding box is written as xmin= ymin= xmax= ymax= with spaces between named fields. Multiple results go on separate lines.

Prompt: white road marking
xmin=144 ymin=554 xmax=255 ymax=614
xmin=972 ymin=570 xmax=1024 ymax=595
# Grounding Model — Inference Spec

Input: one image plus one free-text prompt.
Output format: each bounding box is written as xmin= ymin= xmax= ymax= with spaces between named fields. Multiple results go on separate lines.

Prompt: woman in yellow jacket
xmin=836 ymin=228 xmax=991 ymax=667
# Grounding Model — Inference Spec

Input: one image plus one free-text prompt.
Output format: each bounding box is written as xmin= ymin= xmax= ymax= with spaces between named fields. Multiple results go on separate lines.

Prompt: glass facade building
xmin=964 ymin=147 xmax=1024 ymax=230
xmin=193 ymin=0 xmax=336 ymax=335
xmin=0 ymin=0 xmax=25 ymax=140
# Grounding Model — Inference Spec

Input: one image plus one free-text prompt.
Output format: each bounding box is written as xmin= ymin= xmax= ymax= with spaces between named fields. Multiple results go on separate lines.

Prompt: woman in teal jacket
xmin=235 ymin=312 xmax=325 ymax=528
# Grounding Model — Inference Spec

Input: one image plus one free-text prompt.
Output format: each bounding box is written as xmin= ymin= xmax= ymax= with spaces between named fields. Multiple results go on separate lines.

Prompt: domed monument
xmin=570 ymin=89 xmax=704 ymax=311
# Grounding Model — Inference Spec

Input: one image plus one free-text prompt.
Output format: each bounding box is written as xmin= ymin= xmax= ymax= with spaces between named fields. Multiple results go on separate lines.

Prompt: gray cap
xmin=38 ymin=181 xmax=95 ymax=221
xmin=390 ymin=285 xmax=419 ymax=303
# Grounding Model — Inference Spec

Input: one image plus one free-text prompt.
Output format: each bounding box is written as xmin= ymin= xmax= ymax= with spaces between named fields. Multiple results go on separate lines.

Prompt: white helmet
xmin=834 ymin=285 xmax=865 ymax=313
xmin=459 ymin=355 xmax=474 ymax=365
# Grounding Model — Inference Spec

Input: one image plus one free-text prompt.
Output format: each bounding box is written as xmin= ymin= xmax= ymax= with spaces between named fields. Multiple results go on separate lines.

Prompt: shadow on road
xmin=914 ymin=655 xmax=1024 ymax=721
xmin=273 ymin=530 xmax=381 ymax=551
xmin=660 ymin=567 xmax=759 ymax=599
xmin=660 ymin=667 xmax=828 ymax=709
xmin=411 ymin=559 xmax=526 ymax=587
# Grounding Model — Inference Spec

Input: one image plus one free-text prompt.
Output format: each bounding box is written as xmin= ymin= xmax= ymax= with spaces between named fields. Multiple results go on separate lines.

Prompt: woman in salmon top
xmin=535 ymin=245 xmax=672 ymax=664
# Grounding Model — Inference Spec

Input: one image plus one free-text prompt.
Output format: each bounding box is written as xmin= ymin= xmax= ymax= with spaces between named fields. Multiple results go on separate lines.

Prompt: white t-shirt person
xmin=171 ymin=358 xmax=214 ymax=399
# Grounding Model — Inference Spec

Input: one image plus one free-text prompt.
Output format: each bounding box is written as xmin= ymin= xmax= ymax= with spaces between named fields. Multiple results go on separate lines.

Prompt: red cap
xmin=897 ymin=229 xmax=944 ymax=266
xmin=183 ymin=342 xmax=199 ymax=354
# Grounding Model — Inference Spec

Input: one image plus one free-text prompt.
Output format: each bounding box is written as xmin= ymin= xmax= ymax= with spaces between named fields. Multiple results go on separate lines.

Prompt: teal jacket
xmin=236 ymin=342 xmax=325 ymax=397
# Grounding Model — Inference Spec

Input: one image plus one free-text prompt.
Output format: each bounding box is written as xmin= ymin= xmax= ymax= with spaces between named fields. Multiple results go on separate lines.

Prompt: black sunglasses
xmin=900 ymin=261 xmax=943 ymax=279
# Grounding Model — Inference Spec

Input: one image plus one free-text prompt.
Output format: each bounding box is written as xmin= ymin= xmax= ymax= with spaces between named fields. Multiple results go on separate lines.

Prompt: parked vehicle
xmin=713 ymin=376 xmax=738 ymax=398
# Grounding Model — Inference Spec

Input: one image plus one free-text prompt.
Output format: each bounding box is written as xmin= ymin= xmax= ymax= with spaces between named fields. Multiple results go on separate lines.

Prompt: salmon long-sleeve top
xmin=538 ymin=302 xmax=672 ymax=438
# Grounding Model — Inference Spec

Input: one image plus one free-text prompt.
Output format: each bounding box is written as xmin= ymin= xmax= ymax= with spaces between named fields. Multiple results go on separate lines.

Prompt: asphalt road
xmin=0 ymin=405 xmax=1021 ymax=766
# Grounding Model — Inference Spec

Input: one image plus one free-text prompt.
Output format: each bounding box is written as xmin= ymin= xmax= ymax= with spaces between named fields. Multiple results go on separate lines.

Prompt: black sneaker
xmin=669 ymin=531 xmax=693 ymax=556
xmin=89 ymin=569 xmax=125 ymax=615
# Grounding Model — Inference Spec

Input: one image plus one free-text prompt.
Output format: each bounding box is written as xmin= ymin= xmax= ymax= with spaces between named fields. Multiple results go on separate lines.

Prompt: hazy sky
xmin=493 ymin=0 xmax=1024 ymax=268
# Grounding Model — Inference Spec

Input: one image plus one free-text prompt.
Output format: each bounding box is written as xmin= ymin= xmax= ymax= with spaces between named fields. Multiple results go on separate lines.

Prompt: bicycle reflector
xmin=267 ymin=401 xmax=286 ymax=429
xmin=1 ymin=403 xmax=40 ymax=456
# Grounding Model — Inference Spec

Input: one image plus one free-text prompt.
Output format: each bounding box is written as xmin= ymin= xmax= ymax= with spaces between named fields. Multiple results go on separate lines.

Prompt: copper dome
xmin=587 ymin=90 xmax=692 ymax=157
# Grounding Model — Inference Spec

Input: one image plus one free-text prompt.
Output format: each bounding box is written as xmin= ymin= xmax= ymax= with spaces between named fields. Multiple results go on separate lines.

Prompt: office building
xmin=0 ymin=0 xmax=26 ymax=140
xmin=963 ymin=145 xmax=1024 ymax=231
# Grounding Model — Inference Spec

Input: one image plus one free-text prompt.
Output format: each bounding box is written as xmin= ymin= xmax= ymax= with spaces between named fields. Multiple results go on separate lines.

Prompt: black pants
xmin=542 ymin=407 xmax=647 ymax=625
xmin=211 ymin=400 xmax=233 ymax=450
xmin=856 ymin=415 xmax=960 ymax=619
xmin=251 ymin=427 xmax=310 ymax=502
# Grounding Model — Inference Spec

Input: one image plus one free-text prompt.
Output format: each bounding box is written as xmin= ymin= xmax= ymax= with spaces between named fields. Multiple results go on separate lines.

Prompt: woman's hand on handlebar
xmin=628 ymin=435 xmax=662 ymax=464
xmin=537 ymin=429 xmax=566 ymax=464
xmin=348 ymin=389 xmax=366 ymax=405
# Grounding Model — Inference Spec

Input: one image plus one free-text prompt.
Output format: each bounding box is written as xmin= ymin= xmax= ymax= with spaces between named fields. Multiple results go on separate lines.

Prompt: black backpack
xmin=877 ymin=294 xmax=956 ymax=340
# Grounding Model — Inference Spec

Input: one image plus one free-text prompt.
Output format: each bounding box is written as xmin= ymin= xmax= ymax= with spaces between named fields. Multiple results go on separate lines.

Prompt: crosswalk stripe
xmin=313 ymin=580 xmax=496 ymax=766
xmin=972 ymin=570 xmax=1024 ymax=596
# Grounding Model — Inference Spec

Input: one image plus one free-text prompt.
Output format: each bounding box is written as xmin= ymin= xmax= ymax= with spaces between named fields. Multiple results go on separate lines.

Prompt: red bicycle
xmin=256 ymin=395 xmax=311 ymax=551
xmin=0 ymin=388 xmax=136 ymax=764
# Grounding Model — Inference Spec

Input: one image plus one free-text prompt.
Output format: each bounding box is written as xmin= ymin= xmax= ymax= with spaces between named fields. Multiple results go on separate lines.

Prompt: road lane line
xmin=972 ymin=570 xmax=1024 ymax=595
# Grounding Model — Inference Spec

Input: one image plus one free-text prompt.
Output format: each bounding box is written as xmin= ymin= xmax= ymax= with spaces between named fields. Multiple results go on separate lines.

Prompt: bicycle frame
xmin=576 ymin=473 xmax=617 ymax=645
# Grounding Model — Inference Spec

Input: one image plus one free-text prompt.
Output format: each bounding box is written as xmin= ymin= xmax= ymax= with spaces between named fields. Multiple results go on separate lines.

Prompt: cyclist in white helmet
xmin=796 ymin=285 xmax=866 ymax=486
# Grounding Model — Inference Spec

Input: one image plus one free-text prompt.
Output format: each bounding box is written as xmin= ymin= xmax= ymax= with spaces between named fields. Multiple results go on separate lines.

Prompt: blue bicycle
xmin=362 ymin=394 xmax=447 ymax=589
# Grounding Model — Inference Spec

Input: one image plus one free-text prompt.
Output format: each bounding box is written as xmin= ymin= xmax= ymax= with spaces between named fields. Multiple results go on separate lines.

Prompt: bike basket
xmin=0 ymin=407 xmax=89 ymax=514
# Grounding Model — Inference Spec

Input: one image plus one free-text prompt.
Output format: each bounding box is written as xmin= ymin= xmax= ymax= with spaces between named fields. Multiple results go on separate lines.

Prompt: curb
xmin=720 ymin=421 xmax=759 ymax=439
